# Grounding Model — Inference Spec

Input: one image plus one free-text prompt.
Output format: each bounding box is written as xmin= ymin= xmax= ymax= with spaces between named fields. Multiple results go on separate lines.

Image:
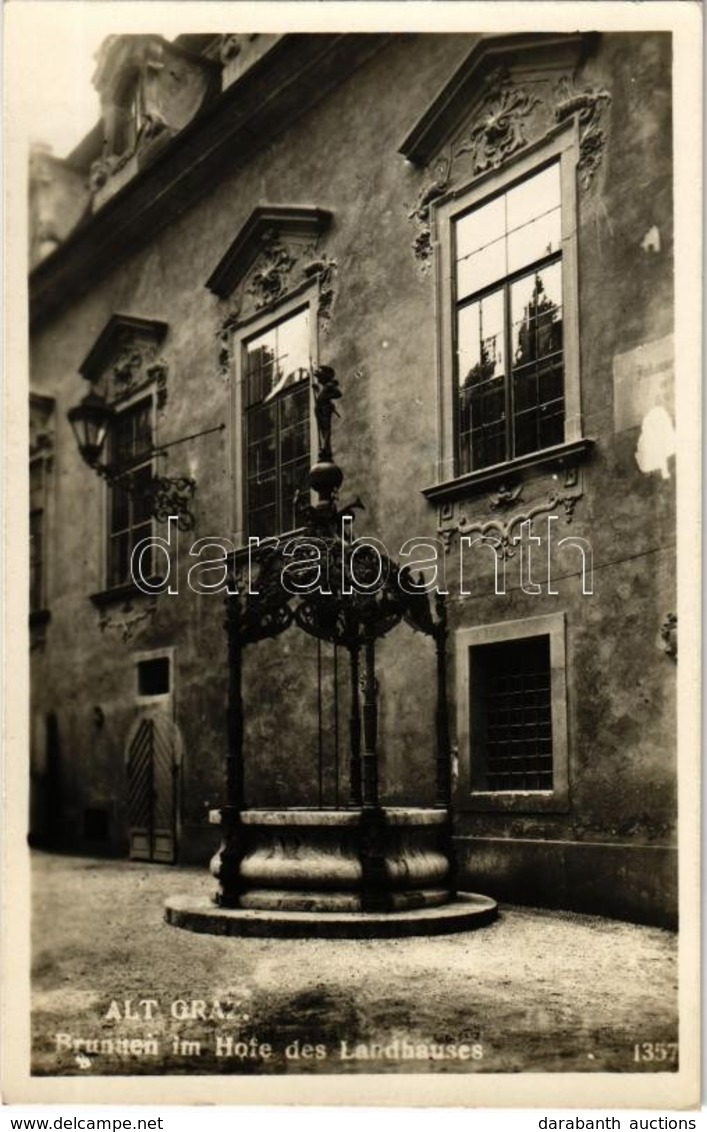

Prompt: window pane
xmin=511 ymin=264 xmax=564 ymax=458
xmin=511 ymin=264 xmax=563 ymax=368
xmin=457 ymin=289 xmax=506 ymax=472
xmin=506 ymin=163 xmax=560 ymax=231
xmin=456 ymin=195 xmax=505 ymax=262
xmin=458 ymin=290 xmax=505 ymax=387
xmin=508 ymin=210 xmax=561 ymax=276
xmin=507 ymin=164 xmax=561 ymax=274
xmin=245 ymin=308 xmax=310 ymax=407
xmin=112 ymin=400 xmax=152 ymax=464
xmin=246 ymin=333 xmax=277 ymax=406
xmin=109 ymin=533 xmax=130 ymax=588
xmin=244 ymin=309 xmax=311 ymax=537
xmin=108 ymin=401 xmax=155 ymax=587
xmin=131 ymin=464 xmax=154 ymax=525
xmin=279 ymin=457 xmax=310 ymax=532
xmin=276 ymin=308 xmax=310 ymax=379
xmin=457 ymin=237 xmax=507 ymax=301
xmin=247 ymin=402 xmax=276 ymax=445
xmin=133 ymin=403 xmax=153 ymax=457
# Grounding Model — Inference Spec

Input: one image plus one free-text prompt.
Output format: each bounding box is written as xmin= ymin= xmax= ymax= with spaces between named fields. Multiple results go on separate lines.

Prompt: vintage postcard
xmin=2 ymin=0 xmax=702 ymax=1110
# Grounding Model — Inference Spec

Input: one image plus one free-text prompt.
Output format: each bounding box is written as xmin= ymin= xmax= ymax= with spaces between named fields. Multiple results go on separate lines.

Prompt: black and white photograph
xmin=3 ymin=0 xmax=701 ymax=1111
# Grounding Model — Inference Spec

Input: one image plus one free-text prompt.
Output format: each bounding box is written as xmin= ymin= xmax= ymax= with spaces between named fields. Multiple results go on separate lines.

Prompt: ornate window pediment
xmin=206 ymin=205 xmax=334 ymax=320
xmin=401 ymin=33 xmax=611 ymax=270
xmin=79 ymin=314 xmax=169 ymax=408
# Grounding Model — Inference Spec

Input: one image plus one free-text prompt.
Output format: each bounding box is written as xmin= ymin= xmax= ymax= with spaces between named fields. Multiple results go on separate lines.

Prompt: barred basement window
xmin=455 ymin=613 xmax=569 ymax=813
xmin=472 ymin=635 xmax=553 ymax=791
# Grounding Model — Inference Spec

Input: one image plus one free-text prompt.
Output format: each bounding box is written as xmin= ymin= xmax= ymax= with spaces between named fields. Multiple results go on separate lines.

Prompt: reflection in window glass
xmin=506 ymin=163 xmax=560 ymax=231
xmin=108 ymin=399 xmax=154 ymax=588
xmin=244 ymin=307 xmax=311 ymax=538
xmin=511 ymin=264 xmax=564 ymax=457
xmin=457 ymin=289 xmax=506 ymax=474
xmin=453 ymin=162 xmax=564 ymax=471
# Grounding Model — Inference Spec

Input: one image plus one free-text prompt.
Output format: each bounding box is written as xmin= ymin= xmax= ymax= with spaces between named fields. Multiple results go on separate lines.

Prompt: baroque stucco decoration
xmin=438 ymin=466 xmax=583 ymax=556
xmin=98 ymin=597 xmax=159 ymax=643
xmin=79 ymin=315 xmax=169 ymax=408
xmin=406 ymin=154 xmax=452 ymax=271
xmin=399 ymin=33 xmax=611 ymax=270
xmin=660 ymin=613 xmax=677 ymax=661
xmin=554 ymin=75 xmax=612 ymax=189
xmin=455 ymin=68 xmax=541 ymax=173
xmin=207 ymin=207 xmax=335 ymax=378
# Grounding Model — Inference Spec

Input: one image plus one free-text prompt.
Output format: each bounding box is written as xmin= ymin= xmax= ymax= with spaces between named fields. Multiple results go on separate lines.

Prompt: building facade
xmin=28 ymin=31 xmax=677 ymax=925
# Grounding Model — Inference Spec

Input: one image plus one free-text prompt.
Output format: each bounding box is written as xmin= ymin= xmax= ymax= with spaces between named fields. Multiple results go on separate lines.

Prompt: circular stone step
xmin=164 ymin=892 xmax=498 ymax=939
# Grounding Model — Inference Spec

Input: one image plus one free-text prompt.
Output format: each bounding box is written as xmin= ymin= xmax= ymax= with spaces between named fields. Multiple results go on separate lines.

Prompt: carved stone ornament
xmin=406 ymin=154 xmax=452 ymax=270
xmin=245 ymin=229 xmax=297 ymax=310
xmin=660 ymin=613 xmax=677 ymax=661
xmin=455 ymin=69 xmax=542 ymax=175
xmin=554 ymin=75 xmax=612 ymax=189
xmin=219 ymin=34 xmax=242 ymax=63
xmin=489 ymin=483 xmax=524 ymax=511
xmin=112 ymin=338 xmax=168 ymax=404
xmin=438 ymin=467 xmax=583 ymax=556
xmin=79 ymin=315 xmax=169 ymax=407
xmin=98 ymin=597 xmax=158 ymax=643
xmin=30 ymin=393 xmax=55 ymax=458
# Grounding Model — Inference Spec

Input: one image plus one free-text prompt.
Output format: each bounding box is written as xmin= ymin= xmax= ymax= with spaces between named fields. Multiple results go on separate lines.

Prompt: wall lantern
xmin=67 ymin=387 xmax=224 ymax=533
xmin=67 ymin=388 xmax=114 ymax=468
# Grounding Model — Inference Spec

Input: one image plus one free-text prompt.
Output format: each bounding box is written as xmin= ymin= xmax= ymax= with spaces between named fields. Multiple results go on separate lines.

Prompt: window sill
xmin=29 ymin=608 xmax=51 ymax=629
xmin=462 ymin=790 xmax=570 ymax=815
xmin=422 ymin=437 xmax=595 ymax=505
xmin=90 ymin=577 xmax=165 ymax=608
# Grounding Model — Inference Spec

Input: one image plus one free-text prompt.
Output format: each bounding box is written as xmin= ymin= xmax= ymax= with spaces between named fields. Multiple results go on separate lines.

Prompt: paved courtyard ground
xmin=31 ymin=851 xmax=678 ymax=1078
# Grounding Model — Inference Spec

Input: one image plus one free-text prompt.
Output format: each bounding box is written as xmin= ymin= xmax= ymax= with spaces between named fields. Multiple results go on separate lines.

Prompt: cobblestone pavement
xmin=31 ymin=851 xmax=678 ymax=1078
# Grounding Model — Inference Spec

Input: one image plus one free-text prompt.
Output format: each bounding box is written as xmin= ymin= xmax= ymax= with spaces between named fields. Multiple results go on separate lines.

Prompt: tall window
xmin=455 ymin=161 xmax=564 ymax=473
xmin=108 ymin=398 xmax=153 ymax=588
xmin=428 ymin=124 xmax=582 ymax=495
xmin=243 ymin=306 xmax=311 ymax=539
xmin=29 ymin=459 xmax=46 ymax=613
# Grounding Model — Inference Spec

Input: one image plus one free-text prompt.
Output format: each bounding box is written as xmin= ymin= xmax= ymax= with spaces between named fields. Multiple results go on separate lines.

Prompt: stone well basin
xmin=209 ymin=806 xmax=454 ymax=913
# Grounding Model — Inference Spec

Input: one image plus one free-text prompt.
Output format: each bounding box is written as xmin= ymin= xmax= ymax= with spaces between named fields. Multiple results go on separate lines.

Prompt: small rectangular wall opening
xmin=137 ymin=657 xmax=170 ymax=697
xmin=83 ymin=806 xmax=110 ymax=842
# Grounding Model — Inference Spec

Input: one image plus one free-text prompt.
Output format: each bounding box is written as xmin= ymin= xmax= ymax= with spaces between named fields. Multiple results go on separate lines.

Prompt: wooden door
xmin=126 ymin=712 xmax=177 ymax=863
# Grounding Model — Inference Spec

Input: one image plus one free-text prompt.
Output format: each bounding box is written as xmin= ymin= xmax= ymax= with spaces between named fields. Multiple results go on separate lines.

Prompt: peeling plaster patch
xmin=635 ymin=406 xmax=675 ymax=479
xmin=613 ymin=334 xmax=674 ymax=432
xmin=641 ymin=225 xmax=661 ymax=253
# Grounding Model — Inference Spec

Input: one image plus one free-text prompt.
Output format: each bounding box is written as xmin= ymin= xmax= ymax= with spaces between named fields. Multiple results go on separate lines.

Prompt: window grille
xmin=473 ymin=635 xmax=553 ymax=791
